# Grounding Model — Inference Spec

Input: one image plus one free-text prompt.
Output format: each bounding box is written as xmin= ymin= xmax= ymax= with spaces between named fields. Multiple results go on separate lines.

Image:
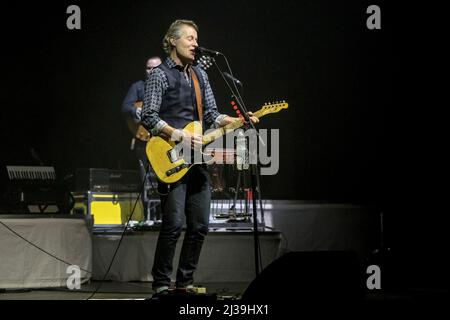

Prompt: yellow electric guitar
xmin=146 ymin=101 xmax=288 ymax=184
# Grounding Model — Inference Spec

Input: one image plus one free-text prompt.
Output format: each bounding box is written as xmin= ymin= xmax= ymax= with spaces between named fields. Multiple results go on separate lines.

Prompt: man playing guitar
xmin=121 ymin=56 xmax=162 ymax=223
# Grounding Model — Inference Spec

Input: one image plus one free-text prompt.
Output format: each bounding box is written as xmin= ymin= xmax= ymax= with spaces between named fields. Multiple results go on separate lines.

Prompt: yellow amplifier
xmin=72 ymin=191 xmax=144 ymax=225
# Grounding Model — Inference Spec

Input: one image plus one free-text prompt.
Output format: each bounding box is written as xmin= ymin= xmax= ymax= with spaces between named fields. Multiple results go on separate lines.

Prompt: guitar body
xmin=127 ymin=101 xmax=151 ymax=142
xmin=127 ymin=118 xmax=151 ymax=142
xmin=146 ymin=121 xmax=202 ymax=184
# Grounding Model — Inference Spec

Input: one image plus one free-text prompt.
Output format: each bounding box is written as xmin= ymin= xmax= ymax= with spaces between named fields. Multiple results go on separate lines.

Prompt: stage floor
xmin=0 ymin=281 xmax=248 ymax=300
xmin=1 ymin=280 xmax=446 ymax=305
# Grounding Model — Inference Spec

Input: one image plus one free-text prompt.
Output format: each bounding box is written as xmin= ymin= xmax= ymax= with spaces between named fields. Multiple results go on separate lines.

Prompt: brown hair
xmin=162 ymin=19 xmax=198 ymax=54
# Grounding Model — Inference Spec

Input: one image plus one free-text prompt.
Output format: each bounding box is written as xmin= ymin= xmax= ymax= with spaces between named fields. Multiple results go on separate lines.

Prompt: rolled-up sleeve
xmin=141 ymin=69 xmax=168 ymax=136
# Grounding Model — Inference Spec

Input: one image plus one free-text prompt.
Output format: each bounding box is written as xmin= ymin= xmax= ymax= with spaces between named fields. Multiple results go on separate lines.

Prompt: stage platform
xmin=0 ymin=215 xmax=92 ymax=289
xmin=92 ymin=229 xmax=281 ymax=283
xmin=1 ymin=200 xmax=379 ymax=292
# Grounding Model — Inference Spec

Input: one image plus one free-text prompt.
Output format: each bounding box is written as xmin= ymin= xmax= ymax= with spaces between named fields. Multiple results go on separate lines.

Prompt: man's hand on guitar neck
xmin=221 ymin=112 xmax=259 ymax=126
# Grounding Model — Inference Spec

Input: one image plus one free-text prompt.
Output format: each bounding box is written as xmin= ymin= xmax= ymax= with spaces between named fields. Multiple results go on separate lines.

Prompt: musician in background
xmin=121 ymin=56 xmax=162 ymax=223
xmin=141 ymin=19 xmax=258 ymax=296
xmin=122 ymin=56 xmax=162 ymax=122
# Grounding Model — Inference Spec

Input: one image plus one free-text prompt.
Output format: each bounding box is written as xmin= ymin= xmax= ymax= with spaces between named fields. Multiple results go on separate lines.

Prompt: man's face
xmin=172 ymin=25 xmax=198 ymax=64
xmin=146 ymin=57 xmax=161 ymax=74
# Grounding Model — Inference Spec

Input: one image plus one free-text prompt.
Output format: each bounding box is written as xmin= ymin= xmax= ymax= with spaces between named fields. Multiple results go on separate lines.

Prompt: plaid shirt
xmin=141 ymin=57 xmax=227 ymax=135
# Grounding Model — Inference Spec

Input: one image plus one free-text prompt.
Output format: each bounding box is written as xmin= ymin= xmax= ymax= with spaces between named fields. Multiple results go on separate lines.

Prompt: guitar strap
xmin=190 ymin=66 xmax=203 ymax=124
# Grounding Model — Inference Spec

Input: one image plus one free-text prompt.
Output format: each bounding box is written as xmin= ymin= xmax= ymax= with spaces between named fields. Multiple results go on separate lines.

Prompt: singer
xmin=140 ymin=19 xmax=258 ymax=297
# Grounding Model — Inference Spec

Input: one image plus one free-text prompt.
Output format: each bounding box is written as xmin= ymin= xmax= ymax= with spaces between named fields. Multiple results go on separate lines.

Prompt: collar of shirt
xmin=164 ymin=57 xmax=177 ymax=68
xmin=164 ymin=57 xmax=193 ymax=71
xmin=164 ymin=57 xmax=193 ymax=85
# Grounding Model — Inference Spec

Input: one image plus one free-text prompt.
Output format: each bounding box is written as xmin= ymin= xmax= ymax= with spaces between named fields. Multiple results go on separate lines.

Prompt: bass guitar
xmin=126 ymin=101 xmax=151 ymax=142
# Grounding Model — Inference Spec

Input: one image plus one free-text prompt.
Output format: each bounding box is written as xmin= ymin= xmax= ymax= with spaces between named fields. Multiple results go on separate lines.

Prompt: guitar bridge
xmin=166 ymin=163 xmax=190 ymax=177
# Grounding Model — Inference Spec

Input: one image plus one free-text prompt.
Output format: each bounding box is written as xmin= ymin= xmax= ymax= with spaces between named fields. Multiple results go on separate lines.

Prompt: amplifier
xmin=1 ymin=165 xmax=72 ymax=214
xmin=72 ymin=191 xmax=144 ymax=225
xmin=74 ymin=168 xmax=142 ymax=193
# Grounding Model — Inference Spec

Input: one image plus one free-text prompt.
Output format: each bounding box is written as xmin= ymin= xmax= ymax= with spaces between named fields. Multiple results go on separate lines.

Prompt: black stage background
xmin=0 ymin=0 xmax=390 ymax=202
xmin=0 ymin=1 xmax=446 ymax=293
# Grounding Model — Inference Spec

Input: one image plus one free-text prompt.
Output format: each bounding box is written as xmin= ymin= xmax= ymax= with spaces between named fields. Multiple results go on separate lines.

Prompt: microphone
xmin=223 ymin=72 xmax=242 ymax=87
xmin=195 ymin=46 xmax=221 ymax=56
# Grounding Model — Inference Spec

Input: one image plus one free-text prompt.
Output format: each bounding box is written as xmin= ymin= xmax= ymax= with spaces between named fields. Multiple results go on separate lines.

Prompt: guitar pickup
xmin=167 ymin=147 xmax=183 ymax=163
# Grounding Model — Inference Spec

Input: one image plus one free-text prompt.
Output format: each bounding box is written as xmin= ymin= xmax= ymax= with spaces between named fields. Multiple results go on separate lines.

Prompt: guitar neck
xmin=202 ymin=109 xmax=266 ymax=145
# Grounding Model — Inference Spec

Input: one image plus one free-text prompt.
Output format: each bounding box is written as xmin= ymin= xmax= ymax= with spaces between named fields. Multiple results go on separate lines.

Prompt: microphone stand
xmin=208 ymin=53 xmax=264 ymax=276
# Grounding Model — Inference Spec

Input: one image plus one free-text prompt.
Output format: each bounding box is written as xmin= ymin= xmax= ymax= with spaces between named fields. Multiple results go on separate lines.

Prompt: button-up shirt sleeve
xmin=141 ymin=68 xmax=168 ymax=136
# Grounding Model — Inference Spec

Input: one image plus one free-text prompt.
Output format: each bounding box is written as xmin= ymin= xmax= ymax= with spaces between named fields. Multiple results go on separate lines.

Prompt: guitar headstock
xmin=255 ymin=101 xmax=289 ymax=117
xmin=196 ymin=55 xmax=213 ymax=71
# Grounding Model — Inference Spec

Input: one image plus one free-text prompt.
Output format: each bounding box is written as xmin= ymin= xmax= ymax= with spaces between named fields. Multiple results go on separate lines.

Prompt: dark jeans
xmin=151 ymin=165 xmax=211 ymax=288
